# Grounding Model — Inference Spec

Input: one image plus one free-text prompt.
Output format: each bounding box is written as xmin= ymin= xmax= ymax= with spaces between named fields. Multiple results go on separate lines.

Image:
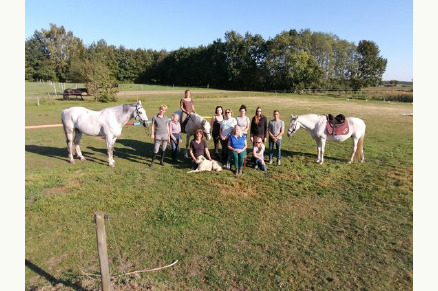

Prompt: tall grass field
xmin=25 ymin=83 xmax=413 ymax=290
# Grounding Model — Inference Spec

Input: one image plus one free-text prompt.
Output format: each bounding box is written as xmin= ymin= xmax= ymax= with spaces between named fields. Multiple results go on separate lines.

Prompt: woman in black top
xmin=210 ymin=105 xmax=224 ymax=156
xmin=250 ymin=106 xmax=267 ymax=145
xmin=189 ymin=129 xmax=212 ymax=170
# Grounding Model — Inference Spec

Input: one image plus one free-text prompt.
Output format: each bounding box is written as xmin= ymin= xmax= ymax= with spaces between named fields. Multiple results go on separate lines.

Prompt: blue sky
xmin=25 ymin=0 xmax=413 ymax=81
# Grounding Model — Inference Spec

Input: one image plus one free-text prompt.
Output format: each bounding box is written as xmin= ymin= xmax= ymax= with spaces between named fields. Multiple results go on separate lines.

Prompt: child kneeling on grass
xmin=252 ymin=136 xmax=267 ymax=171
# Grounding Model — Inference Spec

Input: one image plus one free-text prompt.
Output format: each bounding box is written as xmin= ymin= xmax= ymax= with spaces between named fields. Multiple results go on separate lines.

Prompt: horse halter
xmin=288 ymin=119 xmax=298 ymax=135
xmin=134 ymin=104 xmax=148 ymax=125
xmin=201 ymin=119 xmax=211 ymax=139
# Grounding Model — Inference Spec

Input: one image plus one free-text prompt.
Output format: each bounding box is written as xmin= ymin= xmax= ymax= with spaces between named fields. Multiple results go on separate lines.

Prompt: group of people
xmin=149 ymin=90 xmax=285 ymax=175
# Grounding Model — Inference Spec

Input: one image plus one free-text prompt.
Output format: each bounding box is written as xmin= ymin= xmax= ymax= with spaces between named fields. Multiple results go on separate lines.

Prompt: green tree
xmin=331 ymin=39 xmax=358 ymax=89
xmin=69 ymin=57 xmax=118 ymax=102
xmin=25 ymin=24 xmax=85 ymax=82
xmin=85 ymin=60 xmax=118 ymax=102
xmin=265 ymin=30 xmax=322 ymax=91
xmin=240 ymin=33 xmax=267 ymax=90
xmin=42 ymin=24 xmax=85 ymax=81
xmin=204 ymin=40 xmax=227 ymax=88
xmin=25 ymin=30 xmax=56 ymax=81
xmin=356 ymin=40 xmax=387 ymax=87
xmin=87 ymin=40 xmax=118 ymax=77
xmin=223 ymin=31 xmax=246 ymax=89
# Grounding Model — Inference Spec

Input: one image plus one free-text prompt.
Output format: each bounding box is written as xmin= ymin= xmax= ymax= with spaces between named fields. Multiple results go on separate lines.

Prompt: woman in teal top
xmin=227 ymin=125 xmax=247 ymax=175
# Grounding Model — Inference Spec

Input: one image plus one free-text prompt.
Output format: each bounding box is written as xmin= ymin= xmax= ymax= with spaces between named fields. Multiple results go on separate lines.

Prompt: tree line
xmin=26 ymin=24 xmax=387 ymax=94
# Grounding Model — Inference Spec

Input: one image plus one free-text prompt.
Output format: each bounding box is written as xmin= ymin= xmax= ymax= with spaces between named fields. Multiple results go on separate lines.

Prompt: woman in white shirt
xmin=219 ymin=108 xmax=237 ymax=169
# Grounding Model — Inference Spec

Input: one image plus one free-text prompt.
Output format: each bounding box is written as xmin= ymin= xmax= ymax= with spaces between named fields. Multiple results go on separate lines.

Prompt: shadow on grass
xmin=25 ymin=259 xmax=90 ymax=291
xmin=25 ymin=145 xmax=68 ymax=162
xmin=25 ymin=141 xmax=345 ymax=167
xmin=87 ymin=138 xmax=153 ymax=165
xmin=25 ymin=139 xmax=153 ymax=166
xmin=25 ymin=145 xmax=108 ymax=165
xmin=117 ymin=138 xmax=194 ymax=168
xmin=268 ymin=148 xmax=345 ymax=164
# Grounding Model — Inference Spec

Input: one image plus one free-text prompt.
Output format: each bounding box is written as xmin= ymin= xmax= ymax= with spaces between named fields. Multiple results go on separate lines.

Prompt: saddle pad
xmin=326 ymin=120 xmax=349 ymax=135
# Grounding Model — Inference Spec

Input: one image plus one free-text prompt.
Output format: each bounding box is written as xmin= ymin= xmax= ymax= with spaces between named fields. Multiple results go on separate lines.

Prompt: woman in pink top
xmin=168 ymin=113 xmax=181 ymax=163
xmin=180 ymin=89 xmax=196 ymax=131
xmin=236 ymin=104 xmax=250 ymax=139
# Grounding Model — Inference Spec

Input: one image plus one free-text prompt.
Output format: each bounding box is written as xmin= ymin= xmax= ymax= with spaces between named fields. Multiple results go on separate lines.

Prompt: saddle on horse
xmin=326 ymin=114 xmax=349 ymax=135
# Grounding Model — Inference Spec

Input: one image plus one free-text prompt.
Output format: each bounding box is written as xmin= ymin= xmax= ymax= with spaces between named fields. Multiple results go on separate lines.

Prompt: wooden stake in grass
xmin=95 ymin=211 xmax=112 ymax=291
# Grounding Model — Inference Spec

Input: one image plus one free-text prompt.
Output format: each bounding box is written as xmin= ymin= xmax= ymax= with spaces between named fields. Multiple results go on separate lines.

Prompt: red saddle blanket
xmin=326 ymin=120 xmax=349 ymax=135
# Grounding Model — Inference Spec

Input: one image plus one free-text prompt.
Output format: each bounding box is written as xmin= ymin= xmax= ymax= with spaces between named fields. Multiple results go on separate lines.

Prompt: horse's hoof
xmin=79 ymin=156 xmax=86 ymax=161
xmin=69 ymin=160 xmax=75 ymax=164
xmin=109 ymin=164 xmax=115 ymax=168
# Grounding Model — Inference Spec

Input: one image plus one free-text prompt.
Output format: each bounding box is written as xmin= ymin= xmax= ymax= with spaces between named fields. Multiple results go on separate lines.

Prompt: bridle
xmin=133 ymin=104 xmax=148 ymax=125
xmin=201 ymin=119 xmax=211 ymax=139
xmin=288 ymin=118 xmax=298 ymax=136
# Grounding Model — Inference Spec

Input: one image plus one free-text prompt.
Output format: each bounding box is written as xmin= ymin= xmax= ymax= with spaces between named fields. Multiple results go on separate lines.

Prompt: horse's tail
xmin=354 ymin=131 xmax=365 ymax=162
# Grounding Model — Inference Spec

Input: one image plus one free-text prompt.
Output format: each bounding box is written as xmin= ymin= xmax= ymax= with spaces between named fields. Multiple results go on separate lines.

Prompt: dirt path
xmin=117 ymin=90 xmax=232 ymax=96
xmin=25 ymin=124 xmax=63 ymax=130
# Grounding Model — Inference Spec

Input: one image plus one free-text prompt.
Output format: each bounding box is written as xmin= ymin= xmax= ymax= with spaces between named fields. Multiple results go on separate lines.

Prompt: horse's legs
xmin=73 ymin=129 xmax=86 ymax=161
xmin=64 ymin=127 xmax=75 ymax=164
xmin=106 ymin=136 xmax=116 ymax=167
xmin=320 ymin=139 xmax=326 ymax=164
xmin=316 ymin=138 xmax=325 ymax=164
xmin=348 ymin=137 xmax=359 ymax=164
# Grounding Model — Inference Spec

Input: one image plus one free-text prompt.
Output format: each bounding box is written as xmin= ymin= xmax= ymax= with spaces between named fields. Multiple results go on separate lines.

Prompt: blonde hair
xmin=159 ymin=104 xmax=168 ymax=111
xmin=234 ymin=125 xmax=242 ymax=136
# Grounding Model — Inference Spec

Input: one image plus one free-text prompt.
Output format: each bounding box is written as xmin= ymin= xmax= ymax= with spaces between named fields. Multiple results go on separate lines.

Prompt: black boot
xmin=160 ymin=151 xmax=166 ymax=166
xmin=150 ymin=152 xmax=157 ymax=167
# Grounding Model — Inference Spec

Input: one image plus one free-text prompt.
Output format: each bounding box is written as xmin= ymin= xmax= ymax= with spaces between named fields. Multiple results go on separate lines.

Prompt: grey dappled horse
xmin=61 ymin=101 xmax=148 ymax=167
xmin=174 ymin=110 xmax=211 ymax=158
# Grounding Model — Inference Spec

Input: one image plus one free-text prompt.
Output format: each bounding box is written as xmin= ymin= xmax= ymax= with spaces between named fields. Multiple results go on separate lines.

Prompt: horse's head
xmin=287 ymin=115 xmax=299 ymax=137
xmin=134 ymin=101 xmax=149 ymax=127
xmin=201 ymin=119 xmax=211 ymax=141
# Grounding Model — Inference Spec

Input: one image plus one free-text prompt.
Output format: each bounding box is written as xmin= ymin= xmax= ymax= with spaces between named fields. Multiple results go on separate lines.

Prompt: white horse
xmin=174 ymin=110 xmax=211 ymax=158
xmin=61 ymin=101 xmax=149 ymax=167
xmin=287 ymin=114 xmax=366 ymax=164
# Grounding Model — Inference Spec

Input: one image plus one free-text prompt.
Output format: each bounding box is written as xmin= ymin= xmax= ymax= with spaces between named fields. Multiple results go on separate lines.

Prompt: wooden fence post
xmin=95 ymin=211 xmax=111 ymax=291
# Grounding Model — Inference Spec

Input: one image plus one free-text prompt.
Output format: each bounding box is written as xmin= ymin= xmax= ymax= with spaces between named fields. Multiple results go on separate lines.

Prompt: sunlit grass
xmin=25 ymin=85 xmax=413 ymax=290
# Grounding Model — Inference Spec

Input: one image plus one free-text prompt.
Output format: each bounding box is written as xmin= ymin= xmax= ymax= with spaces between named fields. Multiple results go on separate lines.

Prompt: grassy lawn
xmin=25 ymin=83 xmax=413 ymax=290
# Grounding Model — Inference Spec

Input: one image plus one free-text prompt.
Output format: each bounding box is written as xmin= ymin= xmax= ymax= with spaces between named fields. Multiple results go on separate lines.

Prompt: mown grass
xmin=25 ymin=83 xmax=413 ymax=290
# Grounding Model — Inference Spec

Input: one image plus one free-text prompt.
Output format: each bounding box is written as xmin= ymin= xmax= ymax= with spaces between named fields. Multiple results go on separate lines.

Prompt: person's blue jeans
xmin=269 ymin=138 xmax=282 ymax=160
xmin=255 ymin=158 xmax=267 ymax=171
xmin=170 ymin=133 xmax=181 ymax=152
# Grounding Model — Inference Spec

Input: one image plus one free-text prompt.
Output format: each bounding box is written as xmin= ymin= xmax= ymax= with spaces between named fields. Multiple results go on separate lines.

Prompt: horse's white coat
xmin=287 ymin=114 xmax=366 ymax=164
xmin=61 ymin=101 xmax=148 ymax=167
